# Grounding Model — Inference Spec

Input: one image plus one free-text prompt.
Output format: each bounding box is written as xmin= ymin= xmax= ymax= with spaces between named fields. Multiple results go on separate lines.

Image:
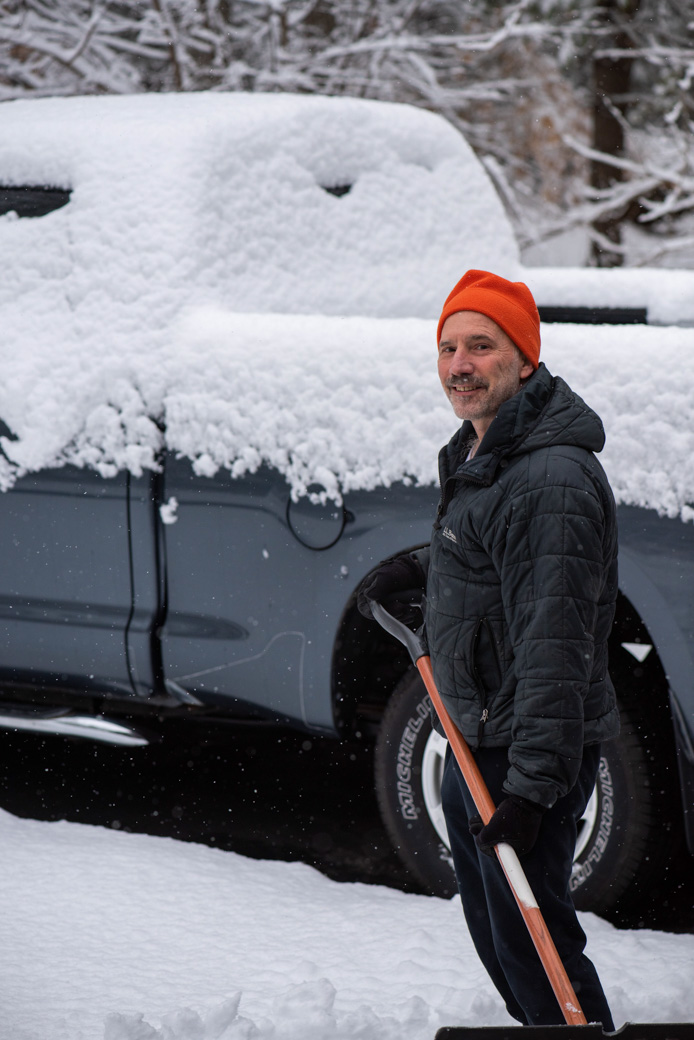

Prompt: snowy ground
xmin=1 ymin=809 xmax=693 ymax=1040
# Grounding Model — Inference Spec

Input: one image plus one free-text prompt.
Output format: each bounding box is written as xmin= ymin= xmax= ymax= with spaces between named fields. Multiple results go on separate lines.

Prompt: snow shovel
xmin=370 ymin=600 xmax=694 ymax=1040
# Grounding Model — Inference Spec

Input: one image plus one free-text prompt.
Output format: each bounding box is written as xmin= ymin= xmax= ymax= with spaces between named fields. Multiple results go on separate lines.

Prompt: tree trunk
xmin=590 ymin=0 xmax=641 ymax=267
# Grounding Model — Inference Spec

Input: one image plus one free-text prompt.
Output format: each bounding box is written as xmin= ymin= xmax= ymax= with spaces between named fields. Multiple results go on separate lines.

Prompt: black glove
xmin=357 ymin=553 xmax=426 ymax=626
xmin=471 ymin=795 xmax=546 ymax=858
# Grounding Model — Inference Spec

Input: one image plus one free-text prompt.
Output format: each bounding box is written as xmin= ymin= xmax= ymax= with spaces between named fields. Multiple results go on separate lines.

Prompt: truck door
xmin=157 ymin=455 xmax=306 ymax=724
xmin=0 ymin=466 xmax=141 ymax=700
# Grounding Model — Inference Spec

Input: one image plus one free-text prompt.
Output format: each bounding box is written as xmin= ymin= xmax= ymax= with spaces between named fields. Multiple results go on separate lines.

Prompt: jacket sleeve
xmin=490 ymin=465 xmax=610 ymax=808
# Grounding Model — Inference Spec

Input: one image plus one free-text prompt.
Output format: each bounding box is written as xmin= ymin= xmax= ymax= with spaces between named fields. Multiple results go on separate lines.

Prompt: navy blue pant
xmin=440 ymin=743 xmax=614 ymax=1030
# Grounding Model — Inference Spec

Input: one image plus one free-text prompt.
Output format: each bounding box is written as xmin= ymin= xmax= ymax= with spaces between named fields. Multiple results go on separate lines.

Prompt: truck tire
xmin=375 ymin=668 xmax=669 ymax=912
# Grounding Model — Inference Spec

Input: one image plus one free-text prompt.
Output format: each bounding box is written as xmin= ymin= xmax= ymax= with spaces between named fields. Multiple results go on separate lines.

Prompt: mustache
xmin=446 ymin=378 xmax=488 ymax=390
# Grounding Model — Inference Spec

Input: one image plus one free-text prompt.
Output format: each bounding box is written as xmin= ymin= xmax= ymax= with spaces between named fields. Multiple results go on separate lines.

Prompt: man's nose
xmin=449 ymin=347 xmax=474 ymax=374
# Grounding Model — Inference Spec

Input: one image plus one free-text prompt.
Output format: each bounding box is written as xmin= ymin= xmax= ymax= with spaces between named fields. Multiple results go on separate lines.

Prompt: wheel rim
xmin=574 ymin=785 xmax=599 ymax=861
xmin=421 ymin=729 xmax=450 ymax=846
xmin=421 ymin=729 xmax=598 ymax=862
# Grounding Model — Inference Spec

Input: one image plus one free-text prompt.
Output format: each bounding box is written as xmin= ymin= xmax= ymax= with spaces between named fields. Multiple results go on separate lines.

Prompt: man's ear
xmin=520 ymin=358 xmax=534 ymax=381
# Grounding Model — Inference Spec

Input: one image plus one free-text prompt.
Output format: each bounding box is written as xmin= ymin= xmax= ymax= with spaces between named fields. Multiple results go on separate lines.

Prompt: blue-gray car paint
xmin=0 ymin=460 xmax=692 ymax=851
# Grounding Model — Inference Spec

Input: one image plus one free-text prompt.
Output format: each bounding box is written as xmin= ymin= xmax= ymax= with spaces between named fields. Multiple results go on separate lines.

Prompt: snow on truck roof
xmin=0 ymin=90 xmax=518 ymax=319
xmin=0 ymin=91 xmax=693 ymax=521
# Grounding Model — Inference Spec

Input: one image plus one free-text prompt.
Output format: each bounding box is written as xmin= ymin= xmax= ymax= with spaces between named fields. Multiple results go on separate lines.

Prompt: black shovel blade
xmin=436 ymin=1024 xmax=694 ymax=1039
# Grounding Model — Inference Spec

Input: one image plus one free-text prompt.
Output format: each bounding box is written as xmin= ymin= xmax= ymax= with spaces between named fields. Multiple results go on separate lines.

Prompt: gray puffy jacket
xmin=425 ymin=362 xmax=620 ymax=808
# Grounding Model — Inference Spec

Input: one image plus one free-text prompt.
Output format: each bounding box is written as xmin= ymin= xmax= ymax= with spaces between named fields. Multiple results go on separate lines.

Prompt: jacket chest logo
xmin=442 ymin=526 xmax=458 ymax=545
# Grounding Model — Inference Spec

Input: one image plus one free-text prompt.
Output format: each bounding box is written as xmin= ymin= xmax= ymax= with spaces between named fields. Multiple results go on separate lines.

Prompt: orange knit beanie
xmin=437 ymin=269 xmax=541 ymax=369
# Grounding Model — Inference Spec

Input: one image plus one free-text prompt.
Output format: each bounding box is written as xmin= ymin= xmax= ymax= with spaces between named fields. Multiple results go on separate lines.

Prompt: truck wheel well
xmin=608 ymin=591 xmax=684 ymax=842
xmin=331 ymin=594 xmax=411 ymax=738
xmin=609 ymin=591 xmax=675 ymax=735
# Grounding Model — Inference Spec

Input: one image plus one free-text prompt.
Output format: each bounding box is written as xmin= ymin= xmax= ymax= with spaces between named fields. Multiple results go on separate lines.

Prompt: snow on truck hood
xmin=526 ymin=265 xmax=694 ymax=328
xmin=0 ymin=92 xmax=693 ymax=520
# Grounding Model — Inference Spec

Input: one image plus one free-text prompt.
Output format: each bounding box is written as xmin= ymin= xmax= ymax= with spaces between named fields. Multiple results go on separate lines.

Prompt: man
xmin=358 ymin=270 xmax=618 ymax=1029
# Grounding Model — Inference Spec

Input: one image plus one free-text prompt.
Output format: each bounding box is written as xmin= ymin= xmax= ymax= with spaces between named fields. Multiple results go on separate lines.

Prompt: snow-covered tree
xmin=518 ymin=0 xmax=694 ymax=265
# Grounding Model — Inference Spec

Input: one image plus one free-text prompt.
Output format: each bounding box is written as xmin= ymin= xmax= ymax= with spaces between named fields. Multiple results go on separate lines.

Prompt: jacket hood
xmin=440 ymin=363 xmax=606 ymax=486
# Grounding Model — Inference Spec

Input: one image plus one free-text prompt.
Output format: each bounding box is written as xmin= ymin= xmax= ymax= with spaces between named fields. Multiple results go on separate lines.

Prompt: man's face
xmin=437 ymin=311 xmax=534 ymax=431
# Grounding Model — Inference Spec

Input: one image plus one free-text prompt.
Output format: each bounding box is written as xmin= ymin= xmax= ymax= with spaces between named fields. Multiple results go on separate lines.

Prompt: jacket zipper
xmin=435 ymin=470 xmax=487 ymax=529
xmin=472 ymin=616 xmax=502 ymax=744
xmin=471 ymin=619 xmax=488 ymax=744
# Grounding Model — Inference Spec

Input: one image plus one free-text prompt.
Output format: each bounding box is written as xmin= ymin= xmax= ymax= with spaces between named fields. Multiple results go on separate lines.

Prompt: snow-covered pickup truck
xmin=1 ymin=92 xmax=694 ymax=915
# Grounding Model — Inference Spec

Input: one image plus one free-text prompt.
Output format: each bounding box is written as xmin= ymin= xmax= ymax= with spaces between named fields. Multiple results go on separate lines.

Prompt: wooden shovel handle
xmin=415 ymin=654 xmax=588 ymax=1028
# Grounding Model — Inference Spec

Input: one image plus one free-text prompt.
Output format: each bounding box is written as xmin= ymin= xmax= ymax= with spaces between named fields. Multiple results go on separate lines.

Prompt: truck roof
xmin=1 ymin=92 xmax=693 ymax=520
xmin=0 ymin=90 xmax=518 ymax=321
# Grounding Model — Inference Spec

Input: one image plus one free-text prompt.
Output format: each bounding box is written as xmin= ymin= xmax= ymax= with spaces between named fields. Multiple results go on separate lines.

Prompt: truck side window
xmin=0 ymin=186 xmax=71 ymax=219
